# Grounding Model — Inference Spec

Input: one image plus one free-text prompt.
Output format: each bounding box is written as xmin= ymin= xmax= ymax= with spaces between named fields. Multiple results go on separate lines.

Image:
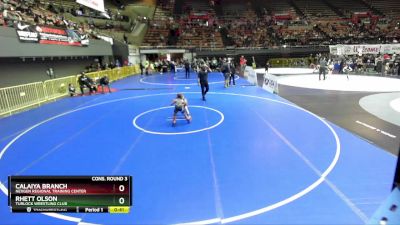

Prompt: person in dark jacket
xmin=184 ymin=60 xmax=190 ymax=78
xmin=229 ymin=60 xmax=236 ymax=86
xmin=319 ymin=57 xmax=327 ymax=80
xmin=78 ymin=72 xmax=94 ymax=95
xmin=198 ymin=64 xmax=210 ymax=101
xmin=265 ymin=61 xmax=270 ymax=73
xmin=99 ymin=75 xmax=111 ymax=93
xmin=221 ymin=59 xmax=231 ymax=88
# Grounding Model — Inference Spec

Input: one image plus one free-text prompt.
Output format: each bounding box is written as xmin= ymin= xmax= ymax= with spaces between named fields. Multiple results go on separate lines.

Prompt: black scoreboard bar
xmin=8 ymin=176 xmax=132 ymax=213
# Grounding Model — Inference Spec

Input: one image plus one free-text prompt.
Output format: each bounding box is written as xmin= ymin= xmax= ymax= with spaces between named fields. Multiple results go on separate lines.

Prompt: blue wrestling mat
xmin=0 ymin=71 xmax=396 ymax=224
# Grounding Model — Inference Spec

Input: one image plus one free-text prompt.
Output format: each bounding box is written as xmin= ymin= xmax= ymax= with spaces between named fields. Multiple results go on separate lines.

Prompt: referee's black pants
xmin=200 ymin=81 xmax=209 ymax=99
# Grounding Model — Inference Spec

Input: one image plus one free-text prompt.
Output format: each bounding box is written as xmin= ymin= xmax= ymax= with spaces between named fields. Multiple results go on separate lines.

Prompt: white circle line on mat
xmin=132 ymin=105 xmax=224 ymax=135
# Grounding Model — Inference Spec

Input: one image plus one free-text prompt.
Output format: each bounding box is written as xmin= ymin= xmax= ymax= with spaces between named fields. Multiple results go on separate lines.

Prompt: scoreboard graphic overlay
xmin=8 ymin=176 xmax=132 ymax=213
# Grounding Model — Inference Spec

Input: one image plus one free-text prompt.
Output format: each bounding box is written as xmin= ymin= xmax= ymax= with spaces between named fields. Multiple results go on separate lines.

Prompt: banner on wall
xmin=244 ymin=66 xmax=257 ymax=85
xmin=262 ymin=73 xmax=279 ymax=94
xmin=97 ymin=35 xmax=113 ymax=45
xmin=76 ymin=0 xmax=105 ymax=12
xmin=382 ymin=44 xmax=400 ymax=54
xmin=329 ymin=45 xmax=338 ymax=55
xmin=330 ymin=44 xmax=400 ymax=55
xmin=16 ymin=24 xmax=89 ymax=47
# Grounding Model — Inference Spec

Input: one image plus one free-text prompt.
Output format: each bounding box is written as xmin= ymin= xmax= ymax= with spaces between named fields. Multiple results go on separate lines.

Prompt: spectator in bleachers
xmin=1 ymin=0 xmax=400 ymax=51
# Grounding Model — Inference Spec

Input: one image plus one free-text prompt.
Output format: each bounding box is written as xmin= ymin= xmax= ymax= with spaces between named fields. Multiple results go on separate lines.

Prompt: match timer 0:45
xmin=8 ymin=176 xmax=132 ymax=213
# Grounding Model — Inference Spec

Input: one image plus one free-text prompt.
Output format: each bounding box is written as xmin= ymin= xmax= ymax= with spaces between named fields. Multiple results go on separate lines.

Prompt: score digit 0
xmin=119 ymin=185 xmax=125 ymax=192
xmin=119 ymin=197 xmax=125 ymax=205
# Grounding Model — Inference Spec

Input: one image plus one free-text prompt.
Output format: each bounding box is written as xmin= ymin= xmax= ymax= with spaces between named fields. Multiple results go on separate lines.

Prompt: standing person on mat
xmin=229 ymin=59 xmax=236 ymax=86
xmin=139 ymin=61 xmax=144 ymax=76
xmin=265 ymin=60 xmax=270 ymax=73
xmin=319 ymin=57 xmax=327 ymax=80
xmin=171 ymin=93 xmax=191 ymax=126
xmin=221 ymin=58 xmax=231 ymax=88
xmin=239 ymin=55 xmax=247 ymax=75
xmin=198 ymin=64 xmax=210 ymax=101
xmin=184 ymin=59 xmax=191 ymax=79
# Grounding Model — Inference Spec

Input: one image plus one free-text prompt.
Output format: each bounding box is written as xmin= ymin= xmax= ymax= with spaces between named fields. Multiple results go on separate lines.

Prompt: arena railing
xmin=43 ymin=75 xmax=79 ymax=101
xmin=0 ymin=65 xmax=140 ymax=117
xmin=269 ymin=57 xmax=313 ymax=67
xmin=138 ymin=45 xmax=329 ymax=51
xmin=0 ymin=82 xmax=47 ymax=117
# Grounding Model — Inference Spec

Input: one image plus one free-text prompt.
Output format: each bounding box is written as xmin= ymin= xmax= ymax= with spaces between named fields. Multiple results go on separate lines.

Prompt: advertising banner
xmin=382 ymin=44 xmax=400 ymax=54
xmin=329 ymin=45 xmax=338 ymax=55
xmin=76 ymin=0 xmax=105 ymax=12
xmin=16 ymin=24 xmax=89 ymax=47
xmin=244 ymin=66 xmax=257 ymax=85
xmin=262 ymin=73 xmax=279 ymax=94
xmin=330 ymin=44 xmax=400 ymax=55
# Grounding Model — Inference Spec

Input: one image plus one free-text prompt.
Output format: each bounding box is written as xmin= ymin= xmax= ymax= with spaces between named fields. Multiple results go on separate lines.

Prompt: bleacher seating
xmin=258 ymin=0 xmax=297 ymax=15
xmin=1 ymin=0 xmax=399 ymax=48
xmin=141 ymin=0 xmax=175 ymax=46
xmin=369 ymin=0 xmax=400 ymax=18
xmin=174 ymin=0 xmax=223 ymax=48
xmin=294 ymin=0 xmax=338 ymax=18
xmin=325 ymin=0 xmax=370 ymax=18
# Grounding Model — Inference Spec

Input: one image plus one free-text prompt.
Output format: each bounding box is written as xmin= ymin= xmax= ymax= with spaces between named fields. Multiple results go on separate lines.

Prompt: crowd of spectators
xmin=1 ymin=0 xmax=90 ymax=31
xmin=1 ymin=0 xmax=399 ymax=48
xmin=142 ymin=0 xmax=176 ymax=46
xmin=59 ymin=2 xmax=136 ymax=33
xmin=334 ymin=54 xmax=399 ymax=76
xmin=143 ymin=0 xmax=400 ymax=48
xmin=0 ymin=0 xmax=137 ymax=42
xmin=175 ymin=18 xmax=222 ymax=48
xmin=139 ymin=56 xmax=238 ymax=76
xmin=310 ymin=53 xmax=400 ymax=76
